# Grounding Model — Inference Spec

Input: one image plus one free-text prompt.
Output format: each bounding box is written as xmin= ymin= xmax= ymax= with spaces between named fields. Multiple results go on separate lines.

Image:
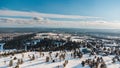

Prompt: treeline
xmin=31 ymin=38 xmax=81 ymax=51
xmin=3 ymin=34 xmax=82 ymax=51
xmin=4 ymin=33 xmax=35 ymax=49
xmin=31 ymin=38 xmax=66 ymax=51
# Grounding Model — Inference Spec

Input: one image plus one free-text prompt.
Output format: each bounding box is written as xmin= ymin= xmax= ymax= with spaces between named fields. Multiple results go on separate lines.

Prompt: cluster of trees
xmin=8 ymin=54 xmax=24 ymax=68
xmin=32 ymin=38 xmax=82 ymax=52
xmin=3 ymin=32 xmax=82 ymax=52
xmin=4 ymin=33 xmax=35 ymax=49
xmin=81 ymin=56 xmax=107 ymax=68
xmin=0 ymin=50 xmax=26 ymax=57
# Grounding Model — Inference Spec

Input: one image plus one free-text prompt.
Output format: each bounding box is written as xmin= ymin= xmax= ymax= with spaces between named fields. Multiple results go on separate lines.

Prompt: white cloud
xmin=0 ymin=9 xmax=120 ymax=29
xmin=0 ymin=17 xmax=120 ymax=29
xmin=46 ymin=20 xmax=120 ymax=29
xmin=0 ymin=9 xmax=99 ymax=19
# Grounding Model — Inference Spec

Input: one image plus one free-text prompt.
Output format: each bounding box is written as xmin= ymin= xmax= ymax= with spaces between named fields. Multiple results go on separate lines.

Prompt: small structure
xmin=0 ymin=43 xmax=5 ymax=51
xmin=82 ymin=48 xmax=91 ymax=54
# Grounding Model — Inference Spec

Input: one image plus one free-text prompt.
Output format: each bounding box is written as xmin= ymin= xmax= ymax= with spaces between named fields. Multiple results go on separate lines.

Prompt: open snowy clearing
xmin=0 ymin=51 xmax=119 ymax=68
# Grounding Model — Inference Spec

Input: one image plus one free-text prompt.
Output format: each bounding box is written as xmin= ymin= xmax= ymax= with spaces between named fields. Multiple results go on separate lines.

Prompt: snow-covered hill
xmin=0 ymin=51 xmax=119 ymax=68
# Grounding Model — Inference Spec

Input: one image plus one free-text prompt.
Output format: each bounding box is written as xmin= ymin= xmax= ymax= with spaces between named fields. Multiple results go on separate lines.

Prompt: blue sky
xmin=0 ymin=0 xmax=120 ymax=28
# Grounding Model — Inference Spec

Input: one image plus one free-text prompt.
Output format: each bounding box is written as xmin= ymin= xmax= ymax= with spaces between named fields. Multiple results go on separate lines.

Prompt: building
xmin=0 ymin=43 xmax=5 ymax=51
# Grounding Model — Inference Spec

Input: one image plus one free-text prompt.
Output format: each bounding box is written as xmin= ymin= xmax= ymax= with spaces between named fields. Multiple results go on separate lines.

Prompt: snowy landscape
xmin=0 ymin=32 xmax=120 ymax=68
xmin=0 ymin=50 xmax=119 ymax=68
xmin=1 ymin=0 xmax=120 ymax=68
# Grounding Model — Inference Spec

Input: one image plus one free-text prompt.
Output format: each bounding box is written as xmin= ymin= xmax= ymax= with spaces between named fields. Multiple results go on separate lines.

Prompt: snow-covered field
xmin=0 ymin=51 xmax=119 ymax=68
